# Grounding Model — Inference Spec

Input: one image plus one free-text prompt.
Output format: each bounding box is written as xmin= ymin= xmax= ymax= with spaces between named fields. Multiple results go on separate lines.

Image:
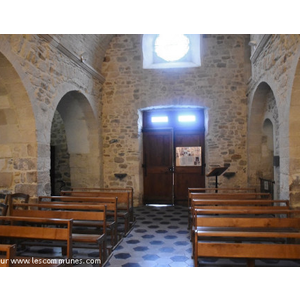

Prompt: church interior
xmin=2 ymin=33 xmax=299 ymax=205
xmin=1 ymin=30 xmax=300 ymax=295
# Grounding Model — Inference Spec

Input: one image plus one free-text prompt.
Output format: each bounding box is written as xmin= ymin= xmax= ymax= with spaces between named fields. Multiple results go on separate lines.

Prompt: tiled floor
xmin=105 ymin=205 xmax=193 ymax=267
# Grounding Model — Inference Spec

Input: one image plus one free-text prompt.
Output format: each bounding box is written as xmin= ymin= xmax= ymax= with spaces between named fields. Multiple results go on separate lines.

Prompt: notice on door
xmin=176 ymin=147 xmax=201 ymax=166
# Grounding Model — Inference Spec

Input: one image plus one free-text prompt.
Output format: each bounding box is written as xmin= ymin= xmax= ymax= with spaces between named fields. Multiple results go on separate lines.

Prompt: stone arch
xmin=289 ymin=56 xmax=300 ymax=207
xmin=248 ymin=82 xmax=279 ymax=197
xmin=51 ymin=90 xmax=102 ymax=190
xmin=0 ymin=51 xmax=38 ymax=195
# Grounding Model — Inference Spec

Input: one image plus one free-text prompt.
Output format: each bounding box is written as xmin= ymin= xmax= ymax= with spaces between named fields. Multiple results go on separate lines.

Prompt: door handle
xmin=169 ymin=166 xmax=174 ymax=173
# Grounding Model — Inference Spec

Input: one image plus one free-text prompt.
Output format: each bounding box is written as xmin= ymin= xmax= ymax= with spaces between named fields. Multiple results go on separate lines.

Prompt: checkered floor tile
xmin=105 ymin=205 xmax=193 ymax=267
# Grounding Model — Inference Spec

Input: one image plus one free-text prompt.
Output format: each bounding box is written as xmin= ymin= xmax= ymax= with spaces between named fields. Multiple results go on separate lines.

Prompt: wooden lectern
xmin=206 ymin=167 xmax=228 ymax=192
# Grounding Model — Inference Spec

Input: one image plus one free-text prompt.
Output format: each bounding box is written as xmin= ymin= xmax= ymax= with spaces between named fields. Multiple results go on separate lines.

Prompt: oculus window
xmin=143 ymin=34 xmax=201 ymax=69
xmin=155 ymin=34 xmax=190 ymax=62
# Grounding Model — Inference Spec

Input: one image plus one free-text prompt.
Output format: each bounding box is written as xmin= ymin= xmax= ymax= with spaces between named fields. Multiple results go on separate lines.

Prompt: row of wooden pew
xmin=188 ymin=188 xmax=300 ymax=267
xmin=0 ymin=187 xmax=135 ymax=267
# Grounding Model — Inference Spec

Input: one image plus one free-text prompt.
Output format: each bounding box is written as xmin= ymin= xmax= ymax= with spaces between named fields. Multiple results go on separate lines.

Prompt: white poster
xmin=176 ymin=147 xmax=201 ymax=166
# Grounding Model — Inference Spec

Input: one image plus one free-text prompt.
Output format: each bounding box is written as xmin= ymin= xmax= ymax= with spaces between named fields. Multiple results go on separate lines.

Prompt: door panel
xmin=142 ymin=109 xmax=206 ymax=205
xmin=143 ymin=129 xmax=174 ymax=204
xmin=174 ymin=130 xmax=205 ymax=203
xmin=174 ymin=167 xmax=205 ymax=202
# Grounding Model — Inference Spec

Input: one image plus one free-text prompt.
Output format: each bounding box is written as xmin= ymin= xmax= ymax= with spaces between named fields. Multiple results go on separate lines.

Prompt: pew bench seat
xmin=194 ymin=229 xmax=300 ymax=267
xmin=0 ymin=216 xmax=73 ymax=266
xmin=10 ymin=203 xmax=108 ymax=266
xmin=61 ymin=190 xmax=133 ymax=235
xmin=38 ymin=196 xmax=119 ymax=247
xmin=193 ymin=217 xmax=300 ymax=267
xmin=188 ymin=192 xmax=272 ymax=229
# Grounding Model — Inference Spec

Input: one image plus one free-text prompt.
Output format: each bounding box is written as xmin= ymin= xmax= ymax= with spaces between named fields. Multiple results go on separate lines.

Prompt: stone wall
xmin=248 ymin=34 xmax=300 ymax=203
xmin=101 ymin=34 xmax=251 ymax=205
xmin=4 ymin=33 xmax=300 ymax=206
xmin=0 ymin=34 xmax=106 ymax=198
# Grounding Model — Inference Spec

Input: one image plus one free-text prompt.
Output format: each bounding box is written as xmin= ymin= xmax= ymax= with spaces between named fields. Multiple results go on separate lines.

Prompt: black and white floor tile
xmin=105 ymin=205 xmax=193 ymax=267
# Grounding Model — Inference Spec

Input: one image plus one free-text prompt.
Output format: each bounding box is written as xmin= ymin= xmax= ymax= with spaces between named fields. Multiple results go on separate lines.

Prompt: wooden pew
xmin=190 ymin=201 xmax=292 ymax=251
xmin=188 ymin=187 xmax=257 ymax=192
xmin=61 ymin=190 xmax=133 ymax=235
xmin=190 ymin=192 xmax=271 ymax=201
xmin=191 ymin=199 xmax=289 ymax=207
xmin=188 ymin=188 xmax=257 ymax=211
xmin=194 ymin=217 xmax=300 ymax=266
xmin=193 ymin=207 xmax=297 ymax=217
xmin=188 ymin=192 xmax=272 ymax=229
xmin=10 ymin=203 xmax=107 ymax=266
xmin=7 ymin=193 xmax=30 ymax=215
xmin=69 ymin=187 xmax=134 ymax=219
xmin=0 ymin=216 xmax=73 ymax=266
xmin=38 ymin=195 xmax=118 ymax=249
xmin=192 ymin=206 xmax=299 ymax=242
xmin=190 ymin=199 xmax=289 ymax=231
xmin=0 ymin=243 xmax=63 ymax=267
xmin=0 ymin=244 xmax=16 ymax=267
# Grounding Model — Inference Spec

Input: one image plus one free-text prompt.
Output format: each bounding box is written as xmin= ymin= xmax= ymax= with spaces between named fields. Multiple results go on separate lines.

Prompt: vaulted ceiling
xmin=52 ymin=34 xmax=116 ymax=73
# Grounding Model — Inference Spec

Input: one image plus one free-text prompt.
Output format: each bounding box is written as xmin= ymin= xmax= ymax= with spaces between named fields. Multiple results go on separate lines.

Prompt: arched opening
xmin=248 ymin=82 xmax=279 ymax=197
xmin=289 ymin=57 xmax=300 ymax=207
xmin=0 ymin=52 xmax=38 ymax=196
xmin=50 ymin=110 xmax=71 ymax=194
xmin=50 ymin=91 xmax=101 ymax=193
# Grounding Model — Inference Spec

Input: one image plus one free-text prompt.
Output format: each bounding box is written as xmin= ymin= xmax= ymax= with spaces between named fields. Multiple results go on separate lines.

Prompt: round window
xmin=154 ymin=34 xmax=190 ymax=62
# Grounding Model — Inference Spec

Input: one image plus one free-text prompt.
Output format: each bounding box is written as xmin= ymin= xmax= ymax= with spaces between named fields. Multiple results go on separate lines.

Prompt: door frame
xmin=142 ymin=108 xmax=206 ymax=205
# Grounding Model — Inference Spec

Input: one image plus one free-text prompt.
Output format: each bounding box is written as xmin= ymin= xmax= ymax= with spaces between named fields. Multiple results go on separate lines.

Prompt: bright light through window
xmin=151 ymin=116 xmax=169 ymax=123
xmin=178 ymin=115 xmax=196 ymax=122
xmin=154 ymin=34 xmax=190 ymax=62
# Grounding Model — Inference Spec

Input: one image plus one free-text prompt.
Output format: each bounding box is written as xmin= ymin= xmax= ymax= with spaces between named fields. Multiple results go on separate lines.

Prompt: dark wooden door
xmin=174 ymin=130 xmax=205 ymax=204
xmin=143 ymin=129 xmax=174 ymax=205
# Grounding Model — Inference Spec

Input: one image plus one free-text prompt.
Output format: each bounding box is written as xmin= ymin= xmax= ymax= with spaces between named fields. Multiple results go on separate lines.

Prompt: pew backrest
xmin=192 ymin=199 xmax=289 ymax=207
xmin=7 ymin=193 xmax=30 ymax=215
xmin=69 ymin=187 xmax=133 ymax=207
xmin=193 ymin=207 xmax=299 ymax=219
xmin=0 ymin=216 xmax=73 ymax=258
xmin=190 ymin=192 xmax=271 ymax=200
xmin=38 ymin=196 xmax=117 ymax=222
xmin=188 ymin=188 xmax=258 ymax=207
xmin=195 ymin=216 xmax=300 ymax=228
xmin=11 ymin=203 xmax=107 ymax=233
xmin=61 ymin=191 xmax=130 ymax=211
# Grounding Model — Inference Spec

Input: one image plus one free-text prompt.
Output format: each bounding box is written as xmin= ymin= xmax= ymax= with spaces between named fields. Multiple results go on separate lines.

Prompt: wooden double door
xmin=143 ymin=125 xmax=205 ymax=205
